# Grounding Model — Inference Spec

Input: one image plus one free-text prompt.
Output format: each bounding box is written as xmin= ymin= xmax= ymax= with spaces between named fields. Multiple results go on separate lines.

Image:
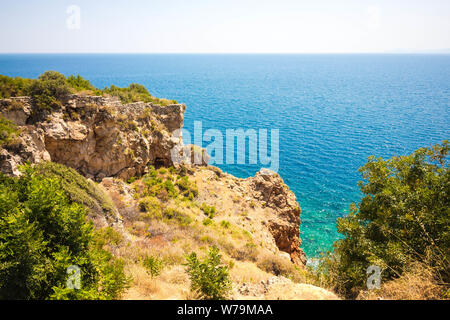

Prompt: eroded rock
xmin=0 ymin=94 xmax=196 ymax=181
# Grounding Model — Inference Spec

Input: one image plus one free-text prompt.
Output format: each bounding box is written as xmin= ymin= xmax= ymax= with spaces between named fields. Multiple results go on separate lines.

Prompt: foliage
xmin=0 ymin=115 xmax=20 ymax=147
xmin=201 ymin=203 xmax=216 ymax=219
xmin=0 ymin=164 xmax=128 ymax=299
xmin=94 ymin=227 xmax=124 ymax=247
xmin=139 ymin=196 xmax=161 ymax=217
xmin=184 ymin=246 xmax=232 ymax=300
xmin=29 ymin=71 xmax=72 ymax=110
xmin=142 ymin=255 xmax=164 ymax=277
xmin=220 ymin=220 xmax=230 ymax=229
xmin=102 ymin=83 xmax=177 ymax=106
xmin=203 ymin=218 xmax=213 ymax=226
xmin=66 ymin=75 xmax=101 ymax=95
xmin=0 ymin=75 xmax=33 ymax=98
xmin=176 ymin=176 xmax=199 ymax=200
xmin=140 ymin=167 xmax=197 ymax=202
xmin=319 ymin=141 xmax=450 ymax=298
xmin=163 ymin=208 xmax=193 ymax=226
xmin=0 ymin=72 xmax=176 ymax=110
xmin=32 ymin=162 xmax=116 ymax=217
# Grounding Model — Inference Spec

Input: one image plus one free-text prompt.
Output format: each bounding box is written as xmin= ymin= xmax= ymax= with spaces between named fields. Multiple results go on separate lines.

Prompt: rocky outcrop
xmin=189 ymin=166 xmax=307 ymax=266
xmin=0 ymin=95 xmax=190 ymax=181
xmin=247 ymin=168 xmax=307 ymax=265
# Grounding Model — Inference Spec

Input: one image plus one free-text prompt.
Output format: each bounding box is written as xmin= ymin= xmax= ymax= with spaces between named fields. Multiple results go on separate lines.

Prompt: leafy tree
xmin=185 ymin=246 xmax=232 ymax=300
xmin=0 ymin=164 xmax=128 ymax=299
xmin=319 ymin=141 xmax=449 ymax=298
xmin=29 ymin=71 xmax=71 ymax=110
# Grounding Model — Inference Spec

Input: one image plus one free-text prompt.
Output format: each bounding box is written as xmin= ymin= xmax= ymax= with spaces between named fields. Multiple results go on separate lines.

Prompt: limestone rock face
xmin=245 ymin=169 xmax=306 ymax=266
xmin=0 ymin=95 xmax=191 ymax=181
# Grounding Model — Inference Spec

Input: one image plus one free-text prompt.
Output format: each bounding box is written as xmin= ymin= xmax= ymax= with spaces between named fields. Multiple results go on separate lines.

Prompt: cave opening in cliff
xmin=154 ymin=157 xmax=166 ymax=168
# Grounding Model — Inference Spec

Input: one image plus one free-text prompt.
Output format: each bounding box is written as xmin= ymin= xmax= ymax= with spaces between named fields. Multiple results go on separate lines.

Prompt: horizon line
xmin=1 ymin=52 xmax=450 ymax=55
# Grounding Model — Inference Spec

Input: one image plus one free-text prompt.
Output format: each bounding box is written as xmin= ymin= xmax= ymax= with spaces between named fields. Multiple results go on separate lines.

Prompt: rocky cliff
xmin=0 ymin=93 xmax=305 ymax=264
xmin=0 ymin=93 xmax=334 ymax=299
xmin=0 ymin=95 xmax=186 ymax=180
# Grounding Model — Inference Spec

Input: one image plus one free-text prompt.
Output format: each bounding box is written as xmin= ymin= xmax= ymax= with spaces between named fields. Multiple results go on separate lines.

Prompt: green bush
xmin=142 ymin=255 xmax=164 ymax=277
xmin=220 ymin=220 xmax=230 ymax=229
xmin=203 ymin=218 xmax=213 ymax=226
xmin=0 ymin=75 xmax=33 ymax=98
xmin=29 ymin=71 xmax=71 ymax=110
xmin=94 ymin=227 xmax=124 ymax=247
xmin=176 ymin=176 xmax=199 ymax=199
xmin=163 ymin=208 xmax=192 ymax=226
xmin=0 ymin=164 xmax=128 ymax=299
xmin=164 ymin=180 xmax=178 ymax=198
xmin=0 ymin=72 xmax=176 ymax=109
xmin=0 ymin=115 xmax=20 ymax=147
xmin=66 ymin=75 xmax=100 ymax=94
xmin=319 ymin=141 xmax=450 ymax=298
xmin=102 ymin=83 xmax=177 ymax=106
xmin=33 ymin=162 xmax=116 ymax=217
xmin=201 ymin=203 xmax=216 ymax=219
xmin=184 ymin=246 xmax=232 ymax=300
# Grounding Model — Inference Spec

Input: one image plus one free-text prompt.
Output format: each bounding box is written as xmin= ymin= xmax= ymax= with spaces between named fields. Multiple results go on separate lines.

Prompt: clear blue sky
xmin=0 ymin=0 xmax=449 ymax=53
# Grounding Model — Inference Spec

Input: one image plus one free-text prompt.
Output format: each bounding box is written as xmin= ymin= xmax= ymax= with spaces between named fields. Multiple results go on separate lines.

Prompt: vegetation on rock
xmin=0 ymin=164 xmax=128 ymax=299
xmin=0 ymin=114 xmax=20 ymax=147
xmin=318 ymin=141 xmax=449 ymax=299
xmin=32 ymin=162 xmax=117 ymax=217
xmin=0 ymin=71 xmax=177 ymax=108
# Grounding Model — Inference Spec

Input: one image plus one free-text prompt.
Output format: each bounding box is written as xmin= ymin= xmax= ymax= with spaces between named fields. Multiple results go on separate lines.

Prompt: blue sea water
xmin=0 ymin=54 xmax=449 ymax=258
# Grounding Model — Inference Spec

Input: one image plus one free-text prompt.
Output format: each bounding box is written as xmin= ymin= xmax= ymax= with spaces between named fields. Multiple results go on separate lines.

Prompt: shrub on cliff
xmin=0 ymin=75 xmax=34 ymax=98
xmin=0 ymin=164 xmax=128 ymax=299
xmin=319 ymin=141 xmax=449 ymax=298
xmin=185 ymin=246 xmax=232 ymax=300
xmin=32 ymin=161 xmax=116 ymax=218
xmin=102 ymin=83 xmax=177 ymax=106
xmin=0 ymin=72 xmax=176 ymax=108
xmin=29 ymin=71 xmax=72 ymax=110
xmin=0 ymin=115 xmax=20 ymax=148
xmin=67 ymin=74 xmax=101 ymax=95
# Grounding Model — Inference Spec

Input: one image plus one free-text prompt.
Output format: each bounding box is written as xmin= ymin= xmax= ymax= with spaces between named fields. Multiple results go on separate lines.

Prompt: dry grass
xmin=231 ymin=261 xmax=273 ymax=284
xmin=358 ymin=262 xmax=446 ymax=300
xmin=99 ymin=165 xmax=332 ymax=300
xmin=123 ymin=264 xmax=190 ymax=300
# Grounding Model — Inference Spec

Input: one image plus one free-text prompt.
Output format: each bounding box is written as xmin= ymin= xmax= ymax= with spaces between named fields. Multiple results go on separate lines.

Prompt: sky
xmin=0 ymin=0 xmax=449 ymax=53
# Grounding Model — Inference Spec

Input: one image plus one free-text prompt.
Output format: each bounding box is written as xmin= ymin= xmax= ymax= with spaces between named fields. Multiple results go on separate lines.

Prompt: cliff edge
xmin=0 ymin=93 xmax=335 ymax=299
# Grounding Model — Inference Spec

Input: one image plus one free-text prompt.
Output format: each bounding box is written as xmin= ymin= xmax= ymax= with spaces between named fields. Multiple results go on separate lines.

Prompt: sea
xmin=1 ymin=53 xmax=449 ymax=258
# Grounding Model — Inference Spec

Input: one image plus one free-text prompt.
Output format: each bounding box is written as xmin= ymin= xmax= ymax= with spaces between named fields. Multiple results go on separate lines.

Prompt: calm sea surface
xmin=1 ymin=54 xmax=449 ymax=258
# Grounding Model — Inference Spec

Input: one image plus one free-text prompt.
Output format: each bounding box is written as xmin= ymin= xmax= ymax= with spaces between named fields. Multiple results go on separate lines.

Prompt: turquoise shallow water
xmin=0 ymin=54 xmax=449 ymax=257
